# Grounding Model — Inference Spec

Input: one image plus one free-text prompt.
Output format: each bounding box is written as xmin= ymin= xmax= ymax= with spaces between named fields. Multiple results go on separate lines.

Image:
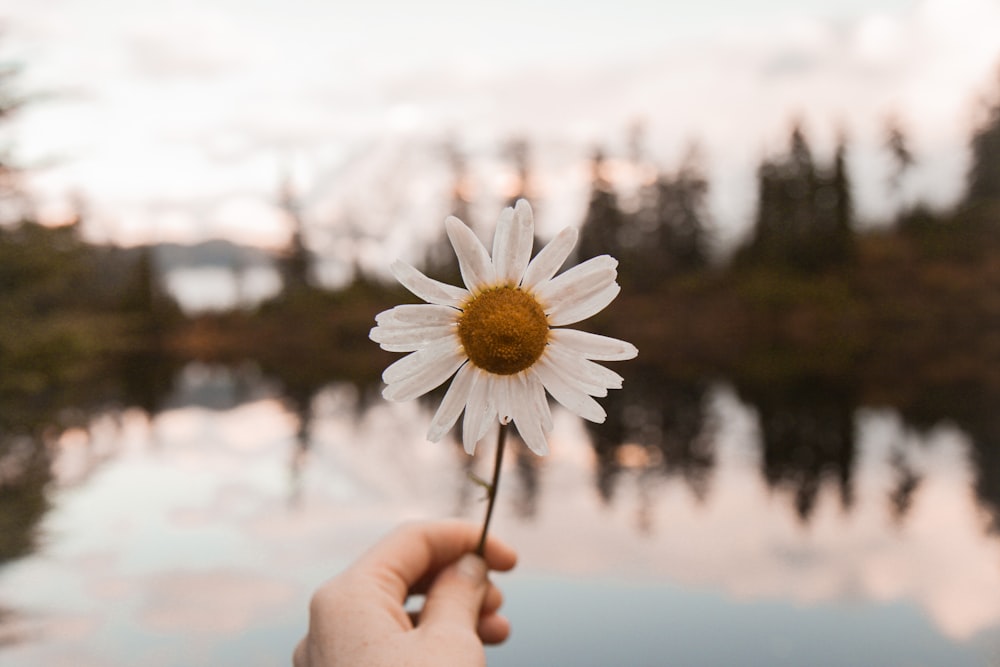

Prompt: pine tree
xmin=578 ymin=148 xmax=628 ymax=266
xmin=742 ymin=124 xmax=853 ymax=270
xmin=423 ymin=139 xmax=466 ymax=284
xmin=967 ymin=70 xmax=1000 ymax=204
xmin=278 ymin=173 xmax=312 ymax=293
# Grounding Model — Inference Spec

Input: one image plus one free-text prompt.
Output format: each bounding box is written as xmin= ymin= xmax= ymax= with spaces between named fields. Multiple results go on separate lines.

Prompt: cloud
xmin=139 ymin=569 xmax=295 ymax=635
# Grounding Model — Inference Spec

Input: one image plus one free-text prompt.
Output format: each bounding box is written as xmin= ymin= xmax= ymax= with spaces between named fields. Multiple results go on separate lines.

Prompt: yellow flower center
xmin=458 ymin=286 xmax=549 ymax=375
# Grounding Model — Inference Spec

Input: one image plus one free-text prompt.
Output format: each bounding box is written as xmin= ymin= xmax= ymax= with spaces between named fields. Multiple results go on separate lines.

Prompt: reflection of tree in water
xmin=583 ymin=362 xmax=715 ymax=509
xmin=0 ymin=433 xmax=51 ymax=567
xmin=444 ymin=426 xmax=542 ymax=523
xmin=508 ymin=435 xmax=541 ymax=520
xmin=283 ymin=381 xmax=315 ymax=507
xmin=888 ymin=446 xmax=922 ymax=525
xmin=736 ymin=377 xmax=857 ymax=522
xmin=0 ymin=347 xmax=186 ymax=572
xmin=897 ymin=385 xmax=1000 ymax=535
xmin=113 ymin=351 xmax=183 ymax=417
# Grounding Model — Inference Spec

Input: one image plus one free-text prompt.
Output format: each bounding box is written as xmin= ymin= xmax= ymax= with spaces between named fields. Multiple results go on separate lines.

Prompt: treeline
xmin=0 ymin=216 xmax=183 ymax=390
xmin=3 ymin=61 xmax=1000 ymax=392
xmin=574 ymin=80 xmax=1000 ymax=286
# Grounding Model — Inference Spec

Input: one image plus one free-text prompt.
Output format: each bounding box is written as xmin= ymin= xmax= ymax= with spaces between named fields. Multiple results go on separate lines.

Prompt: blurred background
xmin=1 ymin=0 xmax=1000 ymax=665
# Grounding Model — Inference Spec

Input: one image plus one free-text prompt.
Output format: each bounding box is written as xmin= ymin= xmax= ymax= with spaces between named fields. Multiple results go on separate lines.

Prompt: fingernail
xmin=455 ymin=553 xmax=487 ymax=582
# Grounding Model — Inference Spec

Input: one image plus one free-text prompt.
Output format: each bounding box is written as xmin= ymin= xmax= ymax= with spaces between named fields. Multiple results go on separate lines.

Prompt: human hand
xmin=293 ymin=520 xmax=518 ymax=667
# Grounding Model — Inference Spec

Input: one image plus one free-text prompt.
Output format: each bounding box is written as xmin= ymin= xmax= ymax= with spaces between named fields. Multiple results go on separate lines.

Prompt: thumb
xmin=418 ymin=553 xmax=489 ymax=631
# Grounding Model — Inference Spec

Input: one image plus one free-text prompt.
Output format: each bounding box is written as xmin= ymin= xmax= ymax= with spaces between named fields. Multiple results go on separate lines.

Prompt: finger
xmin=481 ymin=582 xmax=504 ymax=617
xmin=477 ymin=613 xmax=512 ymax=645
xmin=292 ymin=637 xmax=308 ymax=667
xmin=355 ymin=520 xmax=517 ymax=602
xmin=418 ymin=553 xmax=489 ymax=631
xmin=408 ymin=582 xmax=502 ymax=625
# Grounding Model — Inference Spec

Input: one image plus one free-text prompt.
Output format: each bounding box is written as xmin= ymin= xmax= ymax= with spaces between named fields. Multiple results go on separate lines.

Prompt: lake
xmin=1 ymin=360 xmax=999 ymax=666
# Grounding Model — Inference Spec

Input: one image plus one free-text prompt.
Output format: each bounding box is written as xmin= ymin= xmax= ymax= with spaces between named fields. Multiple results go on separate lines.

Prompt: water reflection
xmin=737 ymin=376 xmax=857 ymax=521
xmin=1 ymin=360 xmax=1000 ymax=665
xmin=584 ymin=364 xmax=715 ymax=508
xmin=897 ymin=386 xmax=1000 ymax=536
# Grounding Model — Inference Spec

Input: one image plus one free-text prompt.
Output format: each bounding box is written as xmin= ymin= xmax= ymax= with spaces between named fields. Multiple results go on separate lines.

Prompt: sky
xmin=1 ymin=0 xmax=999 ymax=266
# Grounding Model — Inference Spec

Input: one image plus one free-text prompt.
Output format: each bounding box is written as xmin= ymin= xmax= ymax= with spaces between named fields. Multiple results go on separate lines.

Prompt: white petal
xmin=382 ymin=339 xmax=460 ymax=384
xmin=548 ymin=329 xmax=638 ymax=361
xmin=511 ymin=372 xmax=550 ymax=455
xmin=524 ymin=369 xmax=554 ymax=432
xmin=534 ymin=356 xmax=607 ymax=423
xmin=539 ymin=349 xmax=608 ymax=398
xmin=476 ymin=375 xmax=499 ymax=442
xmin=491 ymin=206 xmax=515 ymax=275
xmin=382 ymin=346 xmax=465 ymax=402
xmin=546 ymin=345 xmax=623 ymax=393
xmin=521 ymin=227 xmax=578 ymax=290
xmin=516 ymin=418 xmax=548 ymax=455
xmin=375 ymin=304 xmax=458 ymax=328
xmin=446 ymin=216 xmax=496 ymax=292
xmin=370 ymin=324 xmax=455 ymax=352
xmin=547 ymin=282 xmax=621 ymax=327
xmin=534 ymin=255 xmax=617 ymax=307
xmin=427 ymin=362 xmax=474 ymax=442
xmin=493 ymin=374 xmax=514 ymax=424
xmin=462 ymin=369 xmax=493 ymax=454
xmin=391 ymin=261 xmax=469 ymax=307
xmin=493 ymin=199 xmax=534 ymax=285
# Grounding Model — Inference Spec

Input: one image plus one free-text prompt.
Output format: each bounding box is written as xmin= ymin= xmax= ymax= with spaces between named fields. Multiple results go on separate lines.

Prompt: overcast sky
xmin=1 ymin=0 xmax=999 ymax=262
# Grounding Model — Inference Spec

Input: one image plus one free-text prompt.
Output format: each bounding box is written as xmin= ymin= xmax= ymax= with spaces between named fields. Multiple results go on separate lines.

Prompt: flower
xmin=369 ymin=199 xmax=637 ymax=456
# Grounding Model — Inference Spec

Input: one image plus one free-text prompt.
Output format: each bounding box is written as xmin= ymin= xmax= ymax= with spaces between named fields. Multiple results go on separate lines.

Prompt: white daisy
xmin=369 ymin=199 xmax=638 ymax=456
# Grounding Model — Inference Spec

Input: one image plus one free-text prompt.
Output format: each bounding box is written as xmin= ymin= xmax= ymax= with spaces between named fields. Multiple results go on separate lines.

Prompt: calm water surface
xmin=1 ymin=362 xmax=999 ymax=666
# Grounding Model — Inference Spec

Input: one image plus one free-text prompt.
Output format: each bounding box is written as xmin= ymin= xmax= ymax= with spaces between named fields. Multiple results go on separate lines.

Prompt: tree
xmin=741 ymin=124 xmax=854 ymax=270
xmin=885 ymin=116 xmax=915 ymax=196
xmin=578 ymin=148 xmax=628 ymax=265
xmin=656 ymin=146 xmax=711 ymax=273
xmin=967 ymin=69 xmax=1000 ymax=204
xmin=624 ymin=145 xmax=712 ymax=290
xmin=423 ymin=139 xmax=467 ymax=284
xmin=277 ymin=173 xmax=312 ymax=293
xmin=504 ymin=137 xmax=532 ymax=206
xmin=0 ymin=59 xmax=28 ymax=226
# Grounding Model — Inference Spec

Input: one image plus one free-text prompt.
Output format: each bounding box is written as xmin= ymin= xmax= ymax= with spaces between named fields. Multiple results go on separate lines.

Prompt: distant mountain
xmin=153 ymin=239 xmax=276 ymax=271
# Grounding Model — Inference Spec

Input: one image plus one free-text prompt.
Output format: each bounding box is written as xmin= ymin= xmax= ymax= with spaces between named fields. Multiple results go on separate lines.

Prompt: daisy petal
xmin=548 ymin=328 xmax=638 ymax=361
xmin=369 ymin=324 xmax=455 ymax=352
xmin=525 ymin=369 xmax=554 ymax=432
xmin=516 ymin=417 xmax=548 ymax=456
xmin=462 ymin=368 xmax=493 ymax=454
xmin=534 ymin=356 xmax=607 ymax=423
xmin=512 ymin=373 xmax=550 ymax=455
xmin=491 ymin=205 xmax=515 ymax=275
xmin=446 ymin=216 xmax=496 ymax=292
xmin=382 ymin=339 xmax=459 ymax=384
xmin=521 ymin=226 xmax=578 ymax=290
xmin=493 ymin=374 xmax=514 ymax=425
xmin=494 ymin=199 xmax=535 ymax=285
xmin=426 ymin=362 xmax=474 ymax=442
xmin=477 ymin=375 xmax=499 ymax=441
xmin=382 ymin=346 xmax=465 ymax=402
xmin=548 ymin=282 xmax=621 ymax=327
xmin=539 ymin=351 xmax=608 ymax=398
xmin=375 ymin=304 xmax=458 ymax=328
xmin=534 ymin=255 xmax=617 ymax=307
xmin=391 ymin=261 xmax=469 ymax=307
xmin=546 ymin=345 xmax=623 ymax=393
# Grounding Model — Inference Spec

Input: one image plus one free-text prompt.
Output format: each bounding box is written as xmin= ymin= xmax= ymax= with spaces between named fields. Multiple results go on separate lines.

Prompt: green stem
xmin=475 ymin=422 xmax=509 ymax=557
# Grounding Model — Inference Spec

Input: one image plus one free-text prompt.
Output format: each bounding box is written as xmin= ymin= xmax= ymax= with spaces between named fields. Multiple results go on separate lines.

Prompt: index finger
xmin=352 ymin=520 xmax=518 ymax=601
